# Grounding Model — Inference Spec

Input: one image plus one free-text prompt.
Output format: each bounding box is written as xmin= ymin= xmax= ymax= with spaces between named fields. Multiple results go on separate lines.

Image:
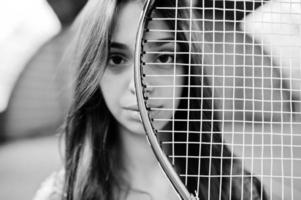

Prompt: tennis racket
xmin=134 ymin=0 xmax=301 ymax=199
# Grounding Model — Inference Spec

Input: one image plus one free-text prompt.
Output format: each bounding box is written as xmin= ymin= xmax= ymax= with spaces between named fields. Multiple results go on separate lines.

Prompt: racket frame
xmin=134 ymin=0 xmax=192 ymax=199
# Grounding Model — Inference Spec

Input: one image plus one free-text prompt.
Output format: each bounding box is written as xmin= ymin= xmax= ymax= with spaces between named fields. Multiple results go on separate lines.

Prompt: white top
xmin=33 ymin=170 xmax=65 ymax=200
xmin=32 ymin=168 xmax=265 ymax=200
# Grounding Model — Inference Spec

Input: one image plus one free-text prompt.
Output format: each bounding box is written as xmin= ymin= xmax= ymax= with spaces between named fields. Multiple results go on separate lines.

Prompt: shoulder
xmin=231 ymin=162 xmax=268 ymax=200
xmin=33 ymin=170 xmax=65 ymax=200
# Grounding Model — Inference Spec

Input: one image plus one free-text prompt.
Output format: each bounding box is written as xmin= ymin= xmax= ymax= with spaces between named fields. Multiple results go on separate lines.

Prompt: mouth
xmin=124 ymin=105 xmax=139 ymax=111
xmin=124 ymin=107 xmax=143 ymax=123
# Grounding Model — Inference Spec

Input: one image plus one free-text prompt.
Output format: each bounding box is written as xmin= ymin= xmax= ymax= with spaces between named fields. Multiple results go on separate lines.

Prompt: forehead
xmin=144 ymin=19 xmax=174 ymax=40
xmin=110 ymin=1 xmax=174 ymax=46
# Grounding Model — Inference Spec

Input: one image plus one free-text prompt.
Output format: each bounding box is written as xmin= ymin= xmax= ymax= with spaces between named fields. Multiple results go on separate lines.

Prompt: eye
xmin=156 ymin=54 xmax=174 ymax=64
xmin=108 ymin=54 xmax=126 ymax=66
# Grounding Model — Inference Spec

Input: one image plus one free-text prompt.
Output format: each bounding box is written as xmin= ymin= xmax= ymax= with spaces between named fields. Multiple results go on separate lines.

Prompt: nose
xmin=128 ymin=70 xmax=136 ymax=95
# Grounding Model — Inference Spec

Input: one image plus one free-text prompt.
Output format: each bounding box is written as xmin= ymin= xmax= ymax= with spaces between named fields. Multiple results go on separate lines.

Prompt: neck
xmin=119 ymin=125 xmax=159 ymax=176
xmin=117 ymin=124 xmax=180 ymax=200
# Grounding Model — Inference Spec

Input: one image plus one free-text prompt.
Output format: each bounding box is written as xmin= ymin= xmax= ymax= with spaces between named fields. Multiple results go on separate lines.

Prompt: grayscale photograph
xmin=0 ymin=0 xmax=300 ymax=200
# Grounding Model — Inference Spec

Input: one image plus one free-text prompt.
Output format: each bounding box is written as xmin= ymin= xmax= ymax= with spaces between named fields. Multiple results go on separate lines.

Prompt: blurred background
xmin=0 ymin=0 xmax=300 ymax=199
xmin=0 ymin=0 xmax=87 ymax=199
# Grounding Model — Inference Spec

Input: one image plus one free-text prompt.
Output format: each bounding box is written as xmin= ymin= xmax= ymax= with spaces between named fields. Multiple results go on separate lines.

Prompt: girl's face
xmin=100 ymin=1 xmax=184 ymax=135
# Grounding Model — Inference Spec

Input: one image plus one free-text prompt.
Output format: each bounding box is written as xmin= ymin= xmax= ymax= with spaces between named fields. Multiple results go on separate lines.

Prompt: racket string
xmin=138 ymin=0 xmax=301 ymax=199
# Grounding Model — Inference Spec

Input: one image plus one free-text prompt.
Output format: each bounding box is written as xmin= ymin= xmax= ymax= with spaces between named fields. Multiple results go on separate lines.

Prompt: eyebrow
xmin=109 ymin=38 xmax=177 ymax=51
xmin=145 ymin=37 xmax=174 ymax=43
xmin=145 ymin=37 xmax=178 ymax=49
xmin=109 ymin=42 xmax=129 ymax=50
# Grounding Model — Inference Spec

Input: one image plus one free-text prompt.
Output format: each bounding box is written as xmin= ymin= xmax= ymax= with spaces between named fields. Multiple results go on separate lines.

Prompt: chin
xmin=127 ymin=123 xmax=146 ymax=136
xmin=118 ymin=117 xmax=146 ymax=136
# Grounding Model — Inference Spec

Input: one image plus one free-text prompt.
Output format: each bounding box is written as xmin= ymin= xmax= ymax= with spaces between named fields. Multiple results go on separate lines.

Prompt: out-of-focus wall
xmin=0 ymin=26 xmax=73 ymax=200
xmin=0 ymin=0 xmax=87 ymax=141
xmin=0 ymin=1 xmax=86 ymax=200
xmin=2 ymin=29 xmax=73 ymax=140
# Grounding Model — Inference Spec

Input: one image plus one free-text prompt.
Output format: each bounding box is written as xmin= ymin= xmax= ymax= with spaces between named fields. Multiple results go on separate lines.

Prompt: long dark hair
xmin=156 ymin=1 xmax=267 ymax=199
xmin=63 ymin=0 xmax=122 ymax=199
xmin=150 ymin=0 xmax=233 ymax=199
xmin=63 ymin=0 xmax=267 ymax=200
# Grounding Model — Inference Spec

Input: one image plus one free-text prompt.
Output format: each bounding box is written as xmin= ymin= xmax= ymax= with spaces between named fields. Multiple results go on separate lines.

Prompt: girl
xmin=34 ymin=0 xmax=267 ymax=200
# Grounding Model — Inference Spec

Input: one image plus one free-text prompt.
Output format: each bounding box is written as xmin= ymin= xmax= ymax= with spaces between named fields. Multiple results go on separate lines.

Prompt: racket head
xmin=135 ymin=0 xmax=301 ymax=199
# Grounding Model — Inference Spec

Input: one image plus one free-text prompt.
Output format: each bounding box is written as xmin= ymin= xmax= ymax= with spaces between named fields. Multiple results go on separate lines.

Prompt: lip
xmin=123 ymin=105 xmax=139 ymax=111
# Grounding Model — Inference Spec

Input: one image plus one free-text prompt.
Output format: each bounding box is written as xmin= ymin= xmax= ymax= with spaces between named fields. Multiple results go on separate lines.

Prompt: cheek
xmin=175 ymin=68 xmax=185 ymax=99
xmin=100 ymin=71 xmax=124 ymax=115
xmin=146 ymin=67 xmax=184 ymax=108
xmin=172 ymin=75 xmax=184 ymax=110
xmin=162 ymin=68 xmax=184 ymax=103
